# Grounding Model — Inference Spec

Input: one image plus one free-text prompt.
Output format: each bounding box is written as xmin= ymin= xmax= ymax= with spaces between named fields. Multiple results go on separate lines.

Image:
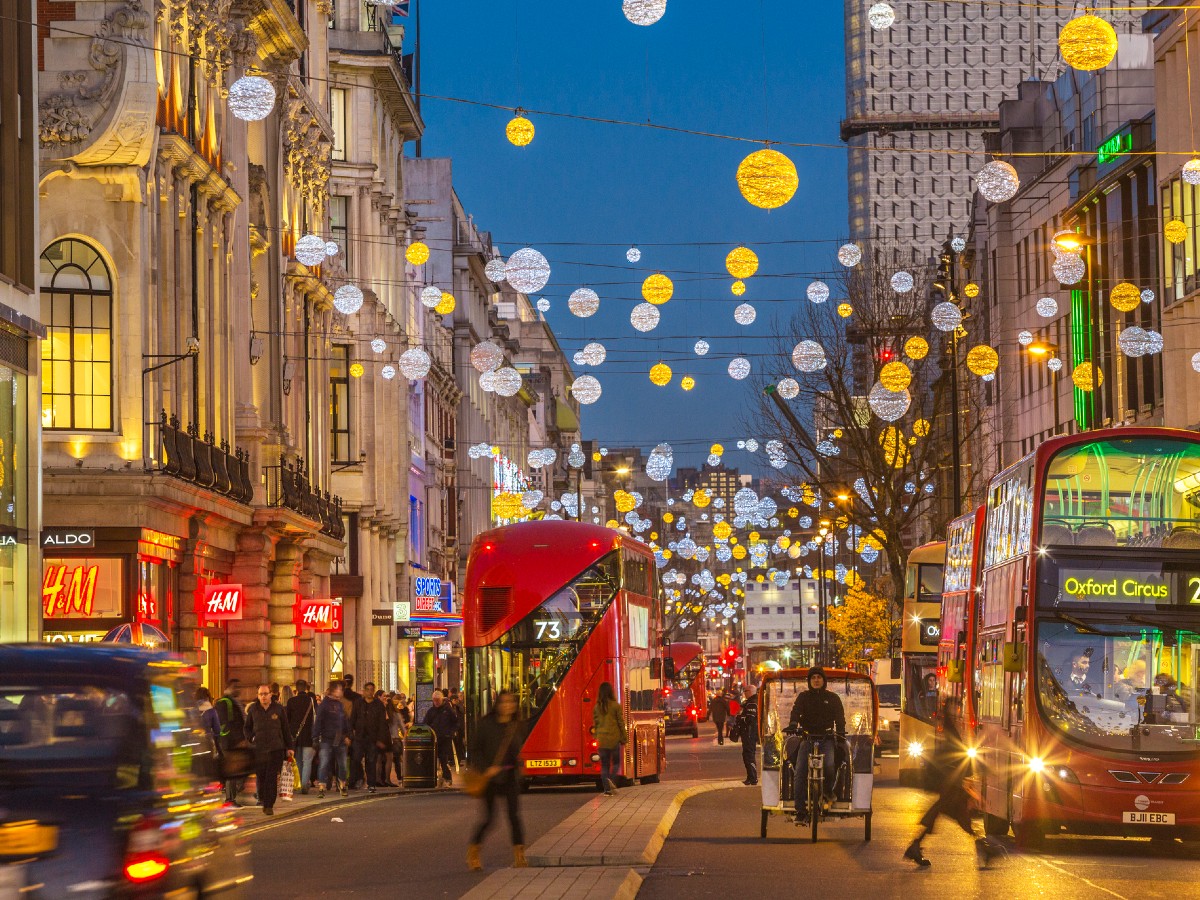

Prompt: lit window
xmin=40 ymin=239 xmax=113 ymax=431
xmin=330 ymin=345 xmax=352 ymax=462
xmin=330 ymin=88 xmax=348 ymax=161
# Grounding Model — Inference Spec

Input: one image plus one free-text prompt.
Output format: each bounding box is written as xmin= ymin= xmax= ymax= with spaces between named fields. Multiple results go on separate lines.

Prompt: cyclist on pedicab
xmin=788 ymin=666 xmax=846 ymax=825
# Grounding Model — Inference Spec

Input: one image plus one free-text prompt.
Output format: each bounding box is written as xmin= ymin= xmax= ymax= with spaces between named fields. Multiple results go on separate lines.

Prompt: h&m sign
xmin=296 ymin=598 xmax=341 ymax=632
xmin=201 ymin=584 xmax=244 ymax=622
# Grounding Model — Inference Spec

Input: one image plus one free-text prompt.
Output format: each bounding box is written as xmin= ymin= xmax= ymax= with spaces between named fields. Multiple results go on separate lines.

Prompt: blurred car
xmin=876 ymin=681 xmax=901 ymax=754
xmin=663 ymin=687 xmax=699 ymax=738
xmin=0 ymin=643 xmax=251 ymax=898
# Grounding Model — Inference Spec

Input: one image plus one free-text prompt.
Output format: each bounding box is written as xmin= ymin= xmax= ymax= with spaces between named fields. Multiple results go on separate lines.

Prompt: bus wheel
xmin=1014 ymin=820 xmax=1044 ymax=849
xmin=760 ymin=809 xmax=769 ymax=839
xmin=640 ymin=773 xmax=660 ymax=785
xmin=983 ymin=813 xmax=1009 ymax=837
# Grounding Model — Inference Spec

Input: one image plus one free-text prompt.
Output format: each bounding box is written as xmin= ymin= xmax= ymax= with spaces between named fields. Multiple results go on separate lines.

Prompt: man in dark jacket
xmin=314 ymin=681 xmax=349 ymax=798
xmin=789 ymin=666 xmax=846 ymax=821
xmin=286 ymin=680 xmax=318 ymax=794
xmin=215 ymin=678 xmax=247 ymax=804
xmin=244 ymin=684 xmax=294 ymax=815
xmin=342 ymin=674 xmax=367 ymax=789
xmin=736 ymin=684 xmax=759 ymax=785
xmin=358 ymin=682 xmax=390 ymax=792
xmin=424 ymin=689 xmax=459 ymax=786
xmin=449 ymin=688 xmax=467 ymax=765
xmin=709 ymin=691 xmax=730 ymax=745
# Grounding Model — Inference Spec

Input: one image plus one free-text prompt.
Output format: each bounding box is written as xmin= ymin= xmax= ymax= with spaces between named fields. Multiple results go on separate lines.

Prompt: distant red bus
xmin=669 ymin=642 xmax=708 ymax=722
xmin=463 ymin=521 xmax=666 ymax=785
xmin=937 ymin=507 xmax=985 ymax=734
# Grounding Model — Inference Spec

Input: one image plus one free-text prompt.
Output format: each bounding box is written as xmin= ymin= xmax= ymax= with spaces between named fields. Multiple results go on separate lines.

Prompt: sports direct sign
xmin=201 ymin=584 xmax=244 ymax=622
xmin=296 ymin=599 xmax=342 ymax=632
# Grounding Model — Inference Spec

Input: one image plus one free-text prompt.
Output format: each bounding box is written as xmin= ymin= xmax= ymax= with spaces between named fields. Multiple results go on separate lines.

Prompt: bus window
xmin=622 ymin=550 xmax=651 ymax=598
xmin=918 ymin=564 xmax=944 ymax=601
xmin=904 ymin=661 xmax=939 ymax=723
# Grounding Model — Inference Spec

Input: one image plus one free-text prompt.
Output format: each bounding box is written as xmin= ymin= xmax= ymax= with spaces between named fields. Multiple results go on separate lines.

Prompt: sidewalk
xmin=461 ymin=779 xmax=739 ymax=900
xmin=234 ymin=783 xmax=448 ymax=836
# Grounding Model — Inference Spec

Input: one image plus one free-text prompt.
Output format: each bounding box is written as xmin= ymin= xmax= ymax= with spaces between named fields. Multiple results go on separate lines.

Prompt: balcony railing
xmin=263 ymin=454 xmax=346 ymax=540
xmin=158 ymin=412 xmax=254 ymax=504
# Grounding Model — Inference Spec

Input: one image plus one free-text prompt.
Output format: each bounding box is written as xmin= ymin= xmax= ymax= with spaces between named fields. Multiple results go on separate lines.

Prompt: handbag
xmin=465 ymin=723 xmax=517 ymax=798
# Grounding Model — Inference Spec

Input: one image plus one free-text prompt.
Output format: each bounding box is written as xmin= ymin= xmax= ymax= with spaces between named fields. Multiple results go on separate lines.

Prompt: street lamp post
xmin=1026 ymin=341 xmax=1061 ymax=435
xmin=817 ymin=520 xmax=830 ymax=666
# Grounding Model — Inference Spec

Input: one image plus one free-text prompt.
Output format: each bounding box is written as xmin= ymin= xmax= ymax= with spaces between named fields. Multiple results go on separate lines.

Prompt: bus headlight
xmin=1028 ymin=756 xmax=1045 ymax=774
xmin=906 ymin=741 xmax=925 ymax=759
xmin=1053 ymin=765 xmax=1079 ymax=784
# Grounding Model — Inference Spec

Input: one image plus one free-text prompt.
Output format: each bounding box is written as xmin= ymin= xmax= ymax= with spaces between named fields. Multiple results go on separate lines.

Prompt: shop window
xmin=330 ymin=345 xmax=352 ymax=463
xmin=39 ymin=239 xmax=114 ymax=431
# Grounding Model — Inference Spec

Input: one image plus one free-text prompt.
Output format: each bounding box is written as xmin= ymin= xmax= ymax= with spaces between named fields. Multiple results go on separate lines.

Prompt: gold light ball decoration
xmin=904 ymin=336 xmax=929 ymax=360
xmin=736 ymin=147 xmax=798 ymax=209
xmin=1110 ymin=282 xmax=1141 ymax=313
xmin=1058 ymin=14 xmax=1118 ymax=72
xmin=912 ymin=418 xmax=931 ymax=437
xmin=966 ymin=344 xmax=999 ymax=376
xmin=493 ymin=492 xmax=526 ymax=520
xmin=505 ymin=114 xmax=535 ymax=146
xmin=963 ymin=282 xmax=980 ymax=299
xmin=837 ymin=302 xmax=853 ymax=318
xmin=614 ymin=490 xmax=637 ymax=514
xmin=681 ymin=376 xmax=696 ymax=391
xmin=713 ymin=521 xmax=732 ymax=541
xmin=731 ymin=280 xmax=746 ymax=296
xmin=435 ymin=292 xmax=456 ymax=315
xmin=732 ymin=544 xmax=748 ymax=560
xmin=879 ymin=360 xmax=912 ymax=392
xmin=405 ymin=241 xmax=430 ymax=266
xmin=693 ymin=490 xmax=711 ymax=508
xmin=649 ymin=362 xmax=673 ymax=386
xmin=663 ymin=512 xmax=674 ymax=524
xmin=1166 ymin=219 xmax=1189 ymax=244
xmin=726 ymin=246 xmax=759 ymax=279
xmin=1072 ymin=361 xmax=1103 ymax=392
xmin=349 ymin=363 xmax=365 ymax=378
xmin=642 ymin=273 xmax=674 ymax=305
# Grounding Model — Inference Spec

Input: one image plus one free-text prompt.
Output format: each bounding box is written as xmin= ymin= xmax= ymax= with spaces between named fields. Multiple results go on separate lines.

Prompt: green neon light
xmin=1070 ymin=289 xmax=1092 ymax=429
xmin=1097 ymin=131 xmax=1132 ymax=165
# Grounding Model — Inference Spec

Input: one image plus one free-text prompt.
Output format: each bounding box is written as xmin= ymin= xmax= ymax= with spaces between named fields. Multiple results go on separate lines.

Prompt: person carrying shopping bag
xmin=592 ymin=682 xmax=627 ymax=795
xmin=465 ymin=691 xmax=527 ymax=871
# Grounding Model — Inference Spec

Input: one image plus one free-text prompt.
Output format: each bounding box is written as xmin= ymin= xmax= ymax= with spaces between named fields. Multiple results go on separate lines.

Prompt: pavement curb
xmin=636 ymin=780 xmax=742 ymax=866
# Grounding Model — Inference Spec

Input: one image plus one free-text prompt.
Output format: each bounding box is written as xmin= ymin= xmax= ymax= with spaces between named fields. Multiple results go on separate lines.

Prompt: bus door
xmin=581 ymin=660 xmax=617 ymax=775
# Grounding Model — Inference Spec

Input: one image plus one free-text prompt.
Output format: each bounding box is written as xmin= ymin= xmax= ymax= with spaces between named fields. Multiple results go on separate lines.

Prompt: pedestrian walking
xmin=466 ymin=691 xmax=527 ymax=871
xmin=244 ymin=684 xmax=295 ymax=816
xmin=903 ymin=697 xmax=1003 ymax=868
xmin=215 ymin=678 xmax=248 ymax=805
xmin=736 ymin=683 xmax=759 ymax=785
xmin=342 ymin=674 xmax=367 ymax=789
xmin=383 ymin=693 xmax=403 ymax=786
xmin=314 ymin=681 xmax=350 ymax=798
xmin=709 ymin=690 xmax=730 ymax=745
xmin=286 ymin=680 xmax=318 ymax=794
xmin=449 ymin=687 xmax=467 ymax=766
xmin=358 ymin=683 xmax=389 ymax=793
xmin=424 ymin=689 xmax=459 ymax=787
xmin=592 ymin=681 xmax=626 ymax=794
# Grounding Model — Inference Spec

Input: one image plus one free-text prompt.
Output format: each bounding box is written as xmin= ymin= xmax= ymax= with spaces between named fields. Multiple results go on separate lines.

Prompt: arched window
xmin=40 ymin=239 xmax=114 ymax=431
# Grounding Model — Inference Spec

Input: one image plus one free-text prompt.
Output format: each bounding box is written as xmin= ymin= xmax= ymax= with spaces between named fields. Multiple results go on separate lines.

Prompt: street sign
xmin=372 ymin=609 xmax=394 ymax=626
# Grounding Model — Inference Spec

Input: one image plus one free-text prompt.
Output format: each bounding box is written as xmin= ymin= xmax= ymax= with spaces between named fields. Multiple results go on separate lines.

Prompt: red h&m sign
xmin=201 ymin=584 xmax=244 ymax=622
xmin=297 ymin=599 xmax=341 ymax=632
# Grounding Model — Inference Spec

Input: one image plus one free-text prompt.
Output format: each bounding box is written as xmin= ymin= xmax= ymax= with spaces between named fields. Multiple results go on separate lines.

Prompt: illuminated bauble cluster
xmin=1052 ymin=254 xmax=1086 ymax=285
xmin=623 ymin=0 xmax=666 ymax=26
xmin=405 ymin=241 xmax=430 ymax=266
xmin=837 ymin=243 xmax=862 ymax=267
xmin=868 ymin=382 xmax=910 ymax=422
xmin=295 ymin=234 xmax=327 ymax=266
xmin=642 ymin=273 xmax=674 ymax=304
xmin=931 ymin=301 xmax=962 ymax=332
xmin=728 ymin=357 xmax=751 ymax=380
xmin=334 ymin=285 xmax=364 ymax=315
xmin=1036 ymin=296 xmax=1058 ymax=318
xmin=371 ymin=338 xmax=387 ymax=354
xmin=975 ymin=160 xmax=1020 ymax=203
xmin=1058 ymin=14 xmax=1119 ymax=72
xmin=733 ymin=303 xmax=756 ymax=325
xmin=726 ymin=246 xmax=759 ymax=279
xmin=571 ymin=374 xmax=602 ymax=404
xmin=777 ymin=377 xmax=799 ymax=399
xmin=504 ymin=248 xmax=551 ymax=293
xmin=578 ymin=342 xmax=606 ymax=365
xmin=492 ymin=367 xmax=522 ymax=397
xmin=694 ymin=339 xmax=710 ymax=356
xmin=398 ymin=347 xmax=431 ymax=380
xmin=484 ymin=258 xmax=506 ymax=282
xmin=904 ymin=335 xmax=929 ymax=359
xmin=891 ymin=271 xmax=914 ymax=293
xmin=792 ymin=339 xmax=827 ymax=373
xmin=868 ymin=2 xmax=895 ymax=30
xmin=1118 ymin=326 xmax=1163 ymax=358
xmin=807 ymin=281 xmax=829 ymax=304
xmin=626 ymin=246 xmax=641 ymax=262
xmin=228 ymin=75 xmax=276 ymax=121
xmin=966 ymin=344 xmax=999 ymax=376
xmin=1072 ymin=361 xmax=1103 ymax=391
xmin=1110 ymin=282 xmax=1141 ymax=313
xmin=736 ymin=147 xmax=799 ymax=209
xmin=879 ymin=360 xmax=912 ymax=392
xmin=505 ymin=115 xmax=534 ymax=146
xmin=649 ymin=362 xmax=673 ymax=386
xmin=568 ymin=287 xmax=600 ymax=318
xmin=420 ymin=286 xmax=442 ymax=308
xmin=1165 ymin=219 xmax=1189 ymax=244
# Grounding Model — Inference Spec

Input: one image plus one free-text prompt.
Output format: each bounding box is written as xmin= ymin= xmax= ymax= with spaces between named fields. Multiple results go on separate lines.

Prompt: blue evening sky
xmin=417 ymin=1 xmax=848 ymax=468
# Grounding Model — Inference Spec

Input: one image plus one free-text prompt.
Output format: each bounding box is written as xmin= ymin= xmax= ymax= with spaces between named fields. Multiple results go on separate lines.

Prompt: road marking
xmin=1028 ymin=855 xmax=1130 ymax=900
xmin=239 ymin=794 xmax=396 ymax=837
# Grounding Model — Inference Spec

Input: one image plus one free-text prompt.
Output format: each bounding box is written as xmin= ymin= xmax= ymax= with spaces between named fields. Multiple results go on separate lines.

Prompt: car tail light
xmin=591 ymin=740 xmax=598 ymax=749
xmin=123 ymin=820 xmax=170 ymax=885
xmin=689 ymin=707 xmax=698 ymax=718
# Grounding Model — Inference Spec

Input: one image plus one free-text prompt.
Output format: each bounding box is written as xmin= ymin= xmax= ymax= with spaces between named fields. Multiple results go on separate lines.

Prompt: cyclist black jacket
xmin=789 ymin=688 xmax=846 ymax=736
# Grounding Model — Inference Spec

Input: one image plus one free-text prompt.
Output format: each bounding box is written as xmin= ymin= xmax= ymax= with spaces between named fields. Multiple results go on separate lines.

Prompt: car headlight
xmin=906 ymin=741 xmax=925 ymax=759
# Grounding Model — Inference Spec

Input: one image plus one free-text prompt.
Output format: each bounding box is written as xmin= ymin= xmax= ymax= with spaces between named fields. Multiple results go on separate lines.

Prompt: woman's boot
xmin=513 ymin=845 xmax=528 ymax=868
xmin=466 ymin=844 xmax=482 ymax=871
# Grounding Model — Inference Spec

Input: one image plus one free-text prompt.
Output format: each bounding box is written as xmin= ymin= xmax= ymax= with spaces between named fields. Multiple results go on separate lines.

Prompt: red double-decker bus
xmin=463 ymin=520 xmax=666 ymax=786
xmin=664 ymin=642 xmax=707 ymax=737
xmin=936 ymin=507 xmax=985 ymax=733
xmin=970 ymin=427 xmax=1200 ymax=843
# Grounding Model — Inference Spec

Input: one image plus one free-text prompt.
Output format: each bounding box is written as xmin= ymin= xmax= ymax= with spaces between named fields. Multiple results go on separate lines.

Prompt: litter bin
xmin=403 ymin=725 xmax=438 ymax=789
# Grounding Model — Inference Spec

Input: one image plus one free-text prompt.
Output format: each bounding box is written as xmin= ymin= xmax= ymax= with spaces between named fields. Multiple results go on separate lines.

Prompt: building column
xmin=228 ymin=528 xmax=276 ymax=685
xmin=268 ymin=539 xmax=305 ymax=686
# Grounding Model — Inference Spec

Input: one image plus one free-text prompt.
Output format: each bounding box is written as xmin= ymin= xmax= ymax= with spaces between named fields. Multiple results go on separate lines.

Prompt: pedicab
xmin=756 ymin=667 xmax=877 ymax=842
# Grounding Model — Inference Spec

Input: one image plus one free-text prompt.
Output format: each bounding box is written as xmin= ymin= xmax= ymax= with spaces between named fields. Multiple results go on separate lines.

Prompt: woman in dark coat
xmin=466 ymin=691 xmax=527 ymax=871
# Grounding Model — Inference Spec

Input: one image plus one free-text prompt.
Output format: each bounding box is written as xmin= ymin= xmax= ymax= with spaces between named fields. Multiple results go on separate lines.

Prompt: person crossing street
xmin=244 ymin=684 xmax=294 ymax=816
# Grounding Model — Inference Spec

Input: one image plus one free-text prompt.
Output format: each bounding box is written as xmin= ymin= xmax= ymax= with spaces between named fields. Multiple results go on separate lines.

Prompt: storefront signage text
xmin=372 ymin=609 xmax=394 ymax=626
xmin=297 ymin=599 xmax=341 ymax=631
xmin=43 ymin=563 xmax=100 ymax=617
xmin=1062 ymin=574 xmax=1169 ymax=602
xmin=42 ymin=529 xmax=94 ymax=548
xmin=1097 ymin=130 xmax=1132 ymax=165
xmin=201 ymin=584 xmax=244 ymax=621
xmin=393 ymin=600 xmax=411 ymax=623
xmin=414 ymin=576 xmax=442 ymax=598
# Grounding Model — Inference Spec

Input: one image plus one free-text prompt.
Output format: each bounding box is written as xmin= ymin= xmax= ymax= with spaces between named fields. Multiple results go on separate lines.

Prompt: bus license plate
xmin=1123 ymin=811 xmax=1175 ymax=825
xmin=525 ymin=759 xmax=560 ymax=769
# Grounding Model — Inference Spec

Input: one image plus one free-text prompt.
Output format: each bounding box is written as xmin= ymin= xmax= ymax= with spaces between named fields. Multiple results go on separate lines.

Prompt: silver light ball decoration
xmin=371 ymin=338 xmax=387 ymax=354
xmin=228 ymin=75 xmax=276 ymax=121
xmin=931 ymin=301 xmax=962 ymax=332
xmin=522 ymin=490 xmax=544 ymax=510
xmin=1119 ymin=326 xmax=1151 ymax=357
xmin=975 ymin=160 xmax=1020 ymax=202
xmin=950 ymin=236 xmax=967 ymax=253
xmin=734 ymin=303 xmax=757 ymax=325
xmin=325 ymin=241 xmax=339 ymax=257
xmin=623 ymin=0 xmax=666 ymax=26
xmin=807 ymin=281 xmax=830 ymax=304
xmin=837 ymin=243 xmax=862 ymax=267
xmin=1047 ymin=356 xmax=1063 ymax=372
xmin=420 ymin=286 xmax=442 ymax=308
xmin=891 ymin=271 xmax=915 ymax=293
xmin=631 ymin=302 xmax=660 ymax=332
xmin=1018 ymin=330 xmax=1034 ymax=346
xmin=867 ymin=382 xmax=911 ymax=422
xmin=776 ymin=377 xmax=800 ymax=399
xmin=492 ymin=366 xmax=522 ymax=397
xmin=1184 ymin=158 xmax=1200 ymax=186
xmin=1145 ymin=329 xmax=1164 ymax=355
xmin=792 ymin=339 xmax=827 ymax=372
xmin=694 ymin=339 xmax=710 ymax=356
xmin=867 ymin=2 xmax=895 ymax=30
xmin=579 ymin=342 xmax=607 ymax=365
xmin=536 ymin=297 xmax=550 ymax=312
xmin=381 ymin=364 xmax=396 ymax=380
xmin=572 ymin=374 xmax=602 ymax=404
xmin=1141 ymin=289 xmax=1155 ymax=304
xmin=1053 ymin=254 xmax=1086 ymax=285
xmin=398 ymin=347 xmax=431 ymax=380
xmin=1192 ymin=351 xmax=1200 ymax=374
xmin=504 ymin=248 xmax=551 ymax=293
xmin=568 ymin=288 xmax=600 ymax=318
xmin=334 ymin=285 xmax=364 ymax=315
xmin=295 ymin=234 xmax=327 ymax=266
xmin=470 ymin=340 xmax=504 ymax=373
xmin=1036 ymin=297 xmax=1058 ymax=318
xmin=484 ymin=258 xmax=507 ymax=283
xmin=728 ymin=357 xmax=751 ymax=380
xmin=626 ymin=246 xmax=641 ymax=263
xmin=646 ymin=443 xmax=674 ymax=482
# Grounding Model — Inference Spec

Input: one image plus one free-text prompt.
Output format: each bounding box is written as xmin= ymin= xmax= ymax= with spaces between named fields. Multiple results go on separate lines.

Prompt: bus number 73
xmin=535 ymin=620 xmax=563 ymax=640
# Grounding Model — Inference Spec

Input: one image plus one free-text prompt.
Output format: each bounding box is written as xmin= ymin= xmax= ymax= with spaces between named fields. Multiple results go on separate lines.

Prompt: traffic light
xmin=722 ymin=646 xmax=737 ymax=669
xmin=878 ymin=347 xmax=895 ymax=364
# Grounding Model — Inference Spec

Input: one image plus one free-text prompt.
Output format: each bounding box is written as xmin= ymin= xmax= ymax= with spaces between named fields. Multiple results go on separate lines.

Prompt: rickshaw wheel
xmin=760 ymin=809 xmax=769 ymax=839
xmin=864 ymin=812 xmax=872 ymax=842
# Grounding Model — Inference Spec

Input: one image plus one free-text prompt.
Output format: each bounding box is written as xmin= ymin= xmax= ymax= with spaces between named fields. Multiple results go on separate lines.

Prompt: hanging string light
xmin=1166 ymin=219 xmax=1188 ymax=244
xmin=504 ymin=248 xmax=551 ymax=293
xmin=571 ymin=375 xmax=602 ymax=404
xmin=1110 ymin=282 xmax=1141 ymax=313
xmin=975 ymin=160 xmax=1020 ymax=202
xmin=731 ymin=280 xmax=746 ymax=296
xmin=334 ymin=285 xmax=364 ymax=315
xmin=837 ymin=243 xmax=862 ymax=267
xmin=484 ymin=258 xmax=507 ymax=282
xmin=399 ymin=348 xmax=432 ymax=380
xmin=807 ymin=281 xmax=829 ymax=304
xmin=435 ymin=292 xmax=456 ymax=315
xmin=631 ymin=302 xmax=661 ymax=332
xmin=966 ymin=345 xmax=999 ymax=376
xmin=904 ymin=336 xmax=929 ymax=359
xmin=733 ymin=303 xmax=756 ymax=325
xmin=623 ymin=0 xmax=667 ymax=26
xmin=568 ymin=288 xmax=600 ymax=317
xmin=420 ymin=286 xmax=442 ymax=308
